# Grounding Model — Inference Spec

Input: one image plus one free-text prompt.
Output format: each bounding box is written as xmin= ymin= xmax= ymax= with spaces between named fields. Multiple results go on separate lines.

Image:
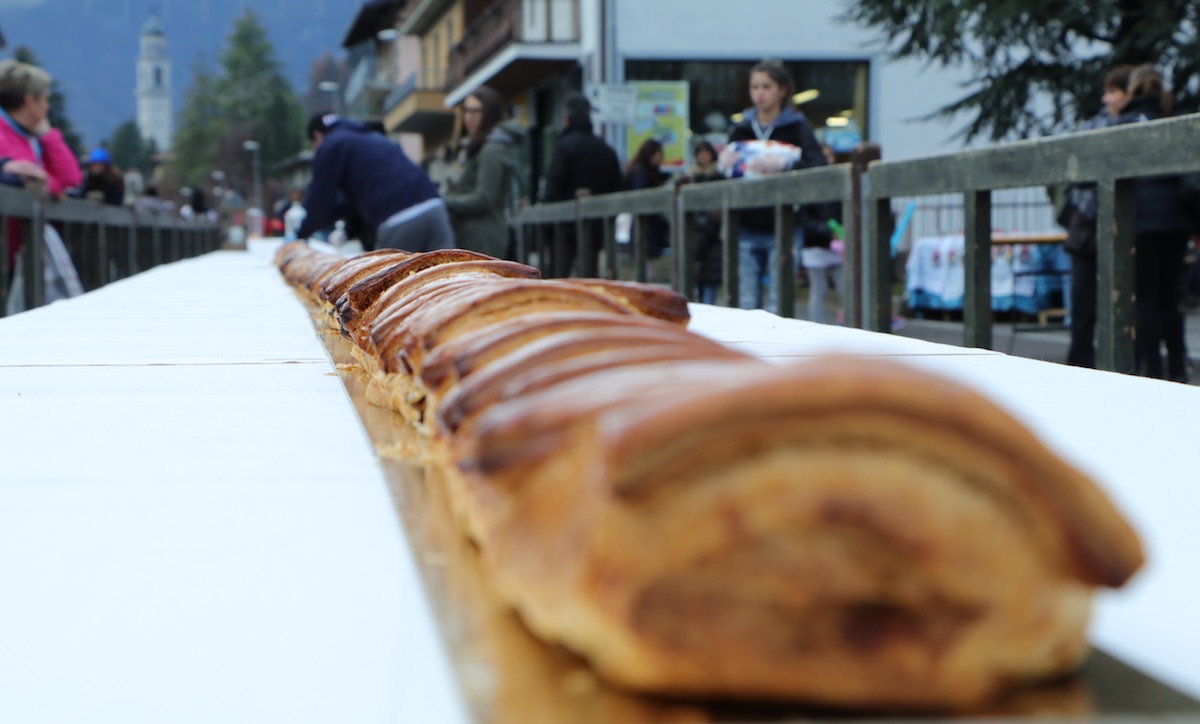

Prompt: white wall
xmin=611 ymin=0 xmax=979 ymax=161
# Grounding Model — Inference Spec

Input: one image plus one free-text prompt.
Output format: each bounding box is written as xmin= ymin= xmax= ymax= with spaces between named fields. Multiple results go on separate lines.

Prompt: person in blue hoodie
xmin=297 ymin=113 xmax=453 ymax=252
xmin=724 ymin=61 xmax=827 ymax=314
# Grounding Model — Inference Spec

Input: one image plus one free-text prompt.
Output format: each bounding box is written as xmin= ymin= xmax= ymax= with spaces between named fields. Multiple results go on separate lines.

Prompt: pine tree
xmin=11 ymin=46 xmax=84 ymax=157
xmin=171 ymin=56 xmax=224 ymax=189
xmin=842 ymin=0 xmax=1200 ymax=141
xmin=214 ymin=9 xmax=304 ymax=188
xmin=106 ymin=119 xmax=156 ymax=175
xmin=169 ymin=10 xmax=303 ymax=202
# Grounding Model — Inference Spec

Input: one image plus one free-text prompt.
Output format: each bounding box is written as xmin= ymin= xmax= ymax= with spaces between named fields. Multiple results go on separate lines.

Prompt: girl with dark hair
xmin=1114 ymin=64 xmax=1193 ymax=382
xmin=724 ymin=60 xmax=828 ymax=315
xmin=625 ymin=138 xmax=670 ymax=261
xmin=444 ymin=85 xmax=526 ymax=258
xmin=689 ymin=140 xmax=724 ymax=303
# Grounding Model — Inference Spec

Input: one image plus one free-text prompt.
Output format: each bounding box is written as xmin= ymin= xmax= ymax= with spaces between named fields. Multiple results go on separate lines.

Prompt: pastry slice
xmin=420 ymin=312 xmax=697 ymax=414
xmin=365 ymin=279 xmax=638 ymax=416
xmin=559 ymin=278 xmax=691 ymax=326
xmin=451 ymin=357 xmax=1143 ymax=710
xmin=336 ymin=249 xmax=533 ymax=335
xmin=434 ymin=329 xmax=749 ymax=440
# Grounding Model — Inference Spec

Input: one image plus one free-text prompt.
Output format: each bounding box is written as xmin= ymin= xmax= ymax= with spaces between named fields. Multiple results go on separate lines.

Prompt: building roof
xmin=341 ymin=0 xmax=402 ymax=48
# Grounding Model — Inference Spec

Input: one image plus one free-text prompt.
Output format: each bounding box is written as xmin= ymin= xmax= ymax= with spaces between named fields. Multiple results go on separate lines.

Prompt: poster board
xmin=626 ymin=81 xmax=690 ymax=169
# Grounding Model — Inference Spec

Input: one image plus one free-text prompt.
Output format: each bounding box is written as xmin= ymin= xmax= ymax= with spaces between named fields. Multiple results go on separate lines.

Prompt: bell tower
xmin=135 ymin=14 xmax=172 ymax=151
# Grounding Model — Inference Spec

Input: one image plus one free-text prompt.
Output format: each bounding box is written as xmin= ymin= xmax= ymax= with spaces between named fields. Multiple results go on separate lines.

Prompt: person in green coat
xmin=444 ymin=86 xmax=525 ymax=258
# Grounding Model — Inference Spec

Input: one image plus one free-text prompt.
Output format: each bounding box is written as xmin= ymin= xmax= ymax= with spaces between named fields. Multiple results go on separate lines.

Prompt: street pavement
xmin=804 ymin=297 xmax=1200 ymax=387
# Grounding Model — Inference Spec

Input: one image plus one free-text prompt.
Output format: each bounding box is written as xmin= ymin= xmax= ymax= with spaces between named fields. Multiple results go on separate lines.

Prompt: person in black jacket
xmin=542 ymin=93 xmax=623 ymax=276
xmin=723 ymin=61 xmax=828 ymax=315
xmin=1114 ymin=65 xmax=1193 ymax=382
xmin=688 ymin=140 xmax=724 ymax=303
xmin=1055 ymin=64 xmax=1133 ymax=369
xmin=625 ymin=138 xmax=670 ymax=261
xmin=297 ymin=113 xmax=452 ymax=252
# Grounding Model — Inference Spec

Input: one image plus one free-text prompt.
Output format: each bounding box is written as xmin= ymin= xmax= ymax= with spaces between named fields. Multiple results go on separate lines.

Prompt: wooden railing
xmin=511 ymin=145 xmax=878 ymax=321
xmin=511 ymin=113 xmax=1200 ymax=373
xmin=0 ymin=185 xmax=222 ymax=316
xmin=865 ymin=113 xmax=1200 ymax=372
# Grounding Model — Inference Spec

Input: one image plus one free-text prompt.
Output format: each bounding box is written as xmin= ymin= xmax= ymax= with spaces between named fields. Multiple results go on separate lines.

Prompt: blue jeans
xmin=737 ymin=228 xmax=803 ymax=314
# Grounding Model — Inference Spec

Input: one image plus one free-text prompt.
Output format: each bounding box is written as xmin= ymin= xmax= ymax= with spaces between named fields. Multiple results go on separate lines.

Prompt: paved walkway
xmin=795 ymin=293 xmax=1200 ymax=386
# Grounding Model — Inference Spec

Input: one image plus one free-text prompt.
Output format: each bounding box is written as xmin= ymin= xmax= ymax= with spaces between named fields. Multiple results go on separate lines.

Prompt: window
xmin=153 ymin=67 xmax=162 ymax=88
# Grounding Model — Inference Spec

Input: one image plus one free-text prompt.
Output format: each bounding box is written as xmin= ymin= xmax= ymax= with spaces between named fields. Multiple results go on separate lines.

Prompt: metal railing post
xmin=721 ymin=207 xmax=739 ymax=308
xmin=632 ymin=215 xmax=648 ymax=283
xmin=602 ymin=215 xmax=616 ymax=280
xmin=677 ymin=191 xmax=696 ymax=299
xmin=1096 ymin=177 xmax=1137 ymax=374
xmin=576 ymin=197 xmax=596 ymax=278
xmin=23 ymin=196 xmax=46 ymax=310
xmin=127 ymin=217 xmax=139 ymax=276
xmin=96 ymin=219 xmax=109 ymax=287
xmin=865 ymin=192 xmax=892 ymax=333
xmin=847 ymin=143 xmax=881 ymax=328
xmin=774 ymin=204 xmax=795 ymax=318
xmin=963 ymin=190 xmax=993 ymax=349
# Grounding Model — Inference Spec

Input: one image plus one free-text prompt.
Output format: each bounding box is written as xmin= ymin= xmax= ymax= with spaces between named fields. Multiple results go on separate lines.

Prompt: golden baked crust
xmin=336 ymin=250 xmax=536 ymax=335
xmin=449 ymin=358 xmax=1142 ymax=709
xmin=349 ymin=261 xmax=540 ymax=354
xmin=276 ymin=247 xmax=1145 ymax=711
xmin=558 ymin=279 xmax=691 ymax=325
xmin=434 ymin=330 xmax=750 ymax=439
xmin=371 ymin=279 xmax=637 ymax=376
xmin=420 ymin=312 xmax=702 ymax=415
xmin=318 ymin=249 xmax=413 ymax=303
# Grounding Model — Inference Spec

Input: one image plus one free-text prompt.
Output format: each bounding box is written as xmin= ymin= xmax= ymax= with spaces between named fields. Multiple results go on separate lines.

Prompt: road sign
xmin=587 ymin=84 xmax=638 ymax=125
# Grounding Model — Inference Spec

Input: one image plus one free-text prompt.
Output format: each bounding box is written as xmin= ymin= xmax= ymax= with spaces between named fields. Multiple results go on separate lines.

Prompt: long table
xmin=3 ymin=247 xmax=1200 ymax=721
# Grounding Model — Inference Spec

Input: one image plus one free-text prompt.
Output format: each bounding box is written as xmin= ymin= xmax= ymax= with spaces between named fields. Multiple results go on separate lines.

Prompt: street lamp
xmin=210 ymin=169 xmax=226 ymax=205
xmin=317 ymin=80 xmax=340 ymax=114
xmin=242 ymin=140 xmax=262 ymax=212
xmin=242 ymin=140 xmax=263 ymax=238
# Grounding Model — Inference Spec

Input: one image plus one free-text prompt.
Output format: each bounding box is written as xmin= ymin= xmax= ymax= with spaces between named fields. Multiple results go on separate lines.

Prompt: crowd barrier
xmin=511 ymin=114 xmax=1200 ymax=373
xmin=0 ymin=185 xmax=222 ymax=316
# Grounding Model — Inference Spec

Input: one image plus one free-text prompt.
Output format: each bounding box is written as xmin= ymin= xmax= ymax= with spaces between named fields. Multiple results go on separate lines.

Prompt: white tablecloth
xmin=3 ymin=248 xmax=1199 ymax=721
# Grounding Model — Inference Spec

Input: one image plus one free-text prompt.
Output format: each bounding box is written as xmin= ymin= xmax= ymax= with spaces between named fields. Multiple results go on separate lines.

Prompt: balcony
xmin=383 ymin=72 xmax=455 ymax=136
xmin=345 ymin=54 xmax=403 ymax=118
xmin=444 ymin=0 xmax=580 ymax=104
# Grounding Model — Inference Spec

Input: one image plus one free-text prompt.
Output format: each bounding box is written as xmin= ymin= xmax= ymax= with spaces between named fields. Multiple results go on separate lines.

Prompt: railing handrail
xmin=679 ymin=165 xmax=853 ymax=211
xmin=869 ymin=113 xmax=1200 ymax=195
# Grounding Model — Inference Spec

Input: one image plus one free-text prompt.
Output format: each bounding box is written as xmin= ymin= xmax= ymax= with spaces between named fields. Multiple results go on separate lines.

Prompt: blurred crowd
xmin=3 ymin=54 xmax=1196 ymax=379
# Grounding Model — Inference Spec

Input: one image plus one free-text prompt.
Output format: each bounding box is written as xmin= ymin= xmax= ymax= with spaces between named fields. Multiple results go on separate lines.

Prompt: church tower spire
xmin=136 ymin=14 xmax=172 ymax=151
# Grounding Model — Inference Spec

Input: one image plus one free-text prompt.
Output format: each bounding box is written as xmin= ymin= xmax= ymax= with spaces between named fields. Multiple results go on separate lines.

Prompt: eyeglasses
xmin=462 ymin=106 xmax=484 ymax=114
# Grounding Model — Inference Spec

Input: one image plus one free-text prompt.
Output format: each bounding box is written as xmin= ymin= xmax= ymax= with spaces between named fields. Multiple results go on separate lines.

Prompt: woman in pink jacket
xmin=0 ymin=59 xmax=82 ymax=277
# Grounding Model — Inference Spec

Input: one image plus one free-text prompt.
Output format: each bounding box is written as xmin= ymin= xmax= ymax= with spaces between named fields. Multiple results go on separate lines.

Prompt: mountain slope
xmin=0 ymin=0 xmax=355 ymax=146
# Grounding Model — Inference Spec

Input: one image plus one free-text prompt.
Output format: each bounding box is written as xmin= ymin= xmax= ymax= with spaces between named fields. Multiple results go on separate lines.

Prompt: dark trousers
xmin=547 ymin=220 xmax=604 ymax=278
xmin=1067 ymin=251 xmax=1097 ymax=368
xmin=1134 ymin=231 xmax=1189 ymax=380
